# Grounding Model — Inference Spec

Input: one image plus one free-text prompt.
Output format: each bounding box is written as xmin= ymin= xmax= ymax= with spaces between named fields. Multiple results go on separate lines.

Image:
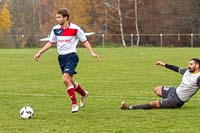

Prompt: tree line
xmin=0 ymin=0 xmax=200 ymax=48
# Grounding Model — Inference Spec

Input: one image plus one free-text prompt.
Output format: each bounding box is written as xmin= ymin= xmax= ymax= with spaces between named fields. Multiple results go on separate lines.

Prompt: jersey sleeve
xmin=76 ymin=27 xmax=87 ymax=43
xmin=197 ymin=76 xmax=200 ymax=87
xmin=165 ymin=64 xmax=179 ymax=72
xmin=165 ymin=64 xmax=187 ymax=75
xmin=179 ymin=68 xmax=187 ymax=75
xmin=49 ymin=28 xmax=57 ymax=43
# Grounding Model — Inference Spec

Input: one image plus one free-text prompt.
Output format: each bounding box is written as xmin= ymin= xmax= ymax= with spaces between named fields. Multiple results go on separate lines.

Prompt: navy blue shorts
xmin=58 ymin=53 xmax=79 ymax=76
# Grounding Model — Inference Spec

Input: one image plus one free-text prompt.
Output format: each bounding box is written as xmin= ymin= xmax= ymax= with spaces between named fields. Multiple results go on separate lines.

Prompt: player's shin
xmin=67 ymin=85 xmax=77 ymax=105
xmin=74 ymin=82 xmax=86 ymax=96
xmin=129 ymin=103 xmax=151 ymax=110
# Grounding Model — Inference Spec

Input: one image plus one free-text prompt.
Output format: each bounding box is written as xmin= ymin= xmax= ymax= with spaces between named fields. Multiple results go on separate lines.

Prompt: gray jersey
xmin=176 ymin=69 xmax=200 ymax=102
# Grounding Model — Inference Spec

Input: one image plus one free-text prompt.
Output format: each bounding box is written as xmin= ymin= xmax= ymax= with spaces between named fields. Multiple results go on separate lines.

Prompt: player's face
xmin=56 ymin=14 xmax=67 ymax=25
xmin=188 ymin=60 xmax=199 ymax=73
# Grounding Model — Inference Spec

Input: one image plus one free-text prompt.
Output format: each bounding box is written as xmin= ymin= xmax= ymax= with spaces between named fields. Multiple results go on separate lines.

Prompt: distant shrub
xmin=0 ymin=41 xmax=13 ymax=48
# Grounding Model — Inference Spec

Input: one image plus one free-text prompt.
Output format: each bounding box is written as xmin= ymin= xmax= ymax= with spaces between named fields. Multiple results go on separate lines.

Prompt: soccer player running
xmin=121 ymin=58 xmax=200 ymax=110
xmin=34 ymin=8 xmax=99 ymax=113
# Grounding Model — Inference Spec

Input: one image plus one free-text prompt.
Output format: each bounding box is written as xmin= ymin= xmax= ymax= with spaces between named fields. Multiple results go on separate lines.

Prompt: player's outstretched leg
xmin=120 ymin=101 xmax=153 ymax=110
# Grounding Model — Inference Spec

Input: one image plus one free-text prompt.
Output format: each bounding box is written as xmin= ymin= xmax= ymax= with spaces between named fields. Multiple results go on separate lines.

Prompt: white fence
xmin=2 ymin=33 xmax=200 ymax=48
xmin=100 ymin=33 xmax=200 ymax=47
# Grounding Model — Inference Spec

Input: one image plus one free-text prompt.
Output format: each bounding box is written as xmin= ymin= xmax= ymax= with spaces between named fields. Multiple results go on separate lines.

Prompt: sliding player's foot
xmin=120 ymin=101 xmax=129 ymax=110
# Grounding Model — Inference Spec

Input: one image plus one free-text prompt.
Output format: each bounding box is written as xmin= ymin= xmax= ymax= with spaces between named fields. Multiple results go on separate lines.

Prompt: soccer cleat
xmin=71 ymin=104 xmax=79 ymax=113
xmin=80 ymin=91 xmax=88 ymax=108
xmin=120 ymin=101 xmax=129 ymax=110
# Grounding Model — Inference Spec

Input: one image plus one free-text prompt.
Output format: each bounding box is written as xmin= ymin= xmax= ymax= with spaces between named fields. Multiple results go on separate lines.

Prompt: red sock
xmin=75 ymin=83 xmax=86 ymax=96
xmin=67 ymin=86 xmax=77 ymax=105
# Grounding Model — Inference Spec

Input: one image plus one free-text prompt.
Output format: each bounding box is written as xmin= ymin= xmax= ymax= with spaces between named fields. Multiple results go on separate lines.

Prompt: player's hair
xmin=56 ymin=8 xmax=70 ymax=20
xmin=191 ymin=58 xmax=200 ymax=66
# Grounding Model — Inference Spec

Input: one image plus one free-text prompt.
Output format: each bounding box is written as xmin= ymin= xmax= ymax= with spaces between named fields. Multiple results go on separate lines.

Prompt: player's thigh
xmin=159 ymin=95 xmax=184 ymax=108
xmin=161 ymin=86 xmax=175 ymax=98
xmin=62 ymin=73 xmax=72 ymax=85
xmin=159 ymin=98 xmax=176 ymax=108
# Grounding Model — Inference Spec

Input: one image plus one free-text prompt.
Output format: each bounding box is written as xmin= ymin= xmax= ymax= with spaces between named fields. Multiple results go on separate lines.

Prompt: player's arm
xmin=83 ymin=41 xmax=99 ymax=60
xmin=156 ymin=61 xmax=179 ymax=72
xmin=156 ymin=61 xmax=186 ymax=74
xmin=34 ymin=42 xmax=53 ymax=61
xmin=76 ymin=27 xmax=99 ymax=60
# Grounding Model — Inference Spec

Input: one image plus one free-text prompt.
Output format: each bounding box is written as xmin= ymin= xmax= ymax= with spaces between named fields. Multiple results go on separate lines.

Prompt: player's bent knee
xmin=63 ymin=78 xmax=70 ymax=84
xmin=62 ymin=74 xmax=71 ymax=85
xmin=154 ymin=86 xmax=162 ymax=96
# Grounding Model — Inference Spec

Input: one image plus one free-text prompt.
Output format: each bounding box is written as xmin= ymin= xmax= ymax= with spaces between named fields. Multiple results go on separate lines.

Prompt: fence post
xmin=191 ymin=33 xmax=193 ymax=48
xmin=130 ymin=34 xmax=133 ymax=47
xmin=160 ymin=34 xmax=163 ymax=47
xmin=178 ymin=33 xmax=180 ymax=40
xmin=21 ymin=34 xmax=25 ymax=47
xmin=102 ymin=34 xmax=105 ymax=47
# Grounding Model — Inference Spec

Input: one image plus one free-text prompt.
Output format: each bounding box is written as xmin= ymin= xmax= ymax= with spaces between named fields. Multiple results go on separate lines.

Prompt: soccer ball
xmin=20 ymin=106 xmax=34 ymax=119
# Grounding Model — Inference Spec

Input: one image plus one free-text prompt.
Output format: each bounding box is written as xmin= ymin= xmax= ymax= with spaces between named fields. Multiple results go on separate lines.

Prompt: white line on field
xmin=0 ymin=92 xmax=156 ymax=100
xmin=0 ymin=92 xmax=200 ymax=101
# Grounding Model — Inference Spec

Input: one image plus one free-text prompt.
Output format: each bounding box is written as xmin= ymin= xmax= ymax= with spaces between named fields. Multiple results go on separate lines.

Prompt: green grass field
xmin=0 ymin=48 xmax=200 ymax=133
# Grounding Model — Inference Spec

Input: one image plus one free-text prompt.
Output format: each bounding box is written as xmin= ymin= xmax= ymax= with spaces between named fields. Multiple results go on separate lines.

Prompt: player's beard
xmin=188 ymin=67 xmax=195 ymax=73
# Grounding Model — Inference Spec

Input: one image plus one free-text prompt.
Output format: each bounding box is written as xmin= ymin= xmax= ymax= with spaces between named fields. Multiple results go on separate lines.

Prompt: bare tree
xmin=116 ymin=0 xmax=126 ymax=47
xmin=135 ymin=0 xmax=140 ymax=47
xmin=5 ymin=0 xmax=200 ymax=47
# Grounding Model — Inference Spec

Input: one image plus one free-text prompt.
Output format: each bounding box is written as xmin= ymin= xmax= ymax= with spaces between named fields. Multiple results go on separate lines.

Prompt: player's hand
xmin=155 ymin=61 xmax=165 ymax=66
xmin=34 ymin=52 xmax=41 ymax=61
xmin=91 ymin=52 xmax=99 ymax=61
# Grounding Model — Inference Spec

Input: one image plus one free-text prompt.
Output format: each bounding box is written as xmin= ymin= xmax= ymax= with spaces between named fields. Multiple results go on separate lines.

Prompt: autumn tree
xmin=54 ymin=0 xmax=92 ymax=31
xmin=35 ymin=0 xmax=94 ymax=46
xmin=0 ymin=1 xmax=11 ymax=40
xmin=5 ymin=0 xmax=200 ymax=47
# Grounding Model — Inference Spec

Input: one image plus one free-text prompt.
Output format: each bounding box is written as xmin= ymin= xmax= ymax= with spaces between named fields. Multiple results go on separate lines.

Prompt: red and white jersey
xmin=49 ymin=23 xmax=87 ymax=55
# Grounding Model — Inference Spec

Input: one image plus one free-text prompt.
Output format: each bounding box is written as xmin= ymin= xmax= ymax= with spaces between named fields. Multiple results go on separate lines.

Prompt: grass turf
xmin=0 ymin=48 xmax=200 ymax=133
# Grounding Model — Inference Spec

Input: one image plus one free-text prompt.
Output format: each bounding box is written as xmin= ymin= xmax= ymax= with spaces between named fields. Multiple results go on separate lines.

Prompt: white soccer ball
xmin=20 ymin=106 xmax=34 ymax=119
